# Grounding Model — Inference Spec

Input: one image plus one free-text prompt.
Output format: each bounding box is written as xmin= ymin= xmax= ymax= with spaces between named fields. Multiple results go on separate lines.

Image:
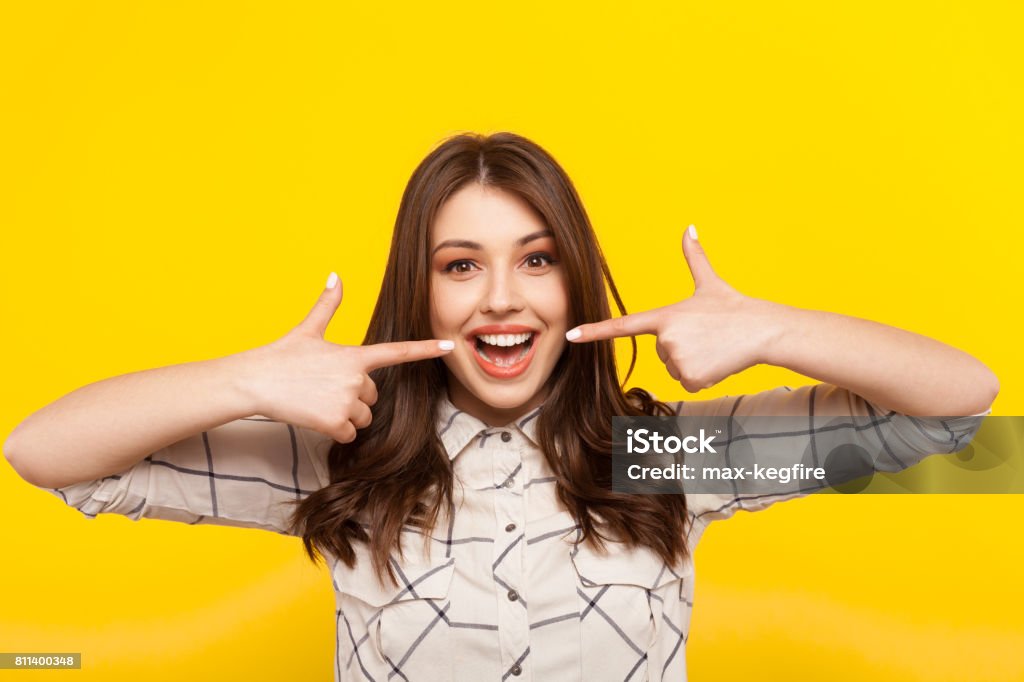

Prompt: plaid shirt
xmin=42 ymin=384 xmax=987 ymax=681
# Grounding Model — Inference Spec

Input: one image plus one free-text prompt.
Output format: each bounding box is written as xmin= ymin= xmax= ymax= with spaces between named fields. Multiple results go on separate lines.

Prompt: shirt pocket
xmin=333 ymin=549 xmax=456 ymax=682
xmin=569 ymin=540 xmax=691 ymax=682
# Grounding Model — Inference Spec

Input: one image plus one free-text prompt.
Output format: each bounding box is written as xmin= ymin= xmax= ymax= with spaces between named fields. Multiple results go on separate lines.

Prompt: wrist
xmin=212 ymin=347 xmax=269 ymax=418
xmin=749 ymin=297 xmax=801 ymax=366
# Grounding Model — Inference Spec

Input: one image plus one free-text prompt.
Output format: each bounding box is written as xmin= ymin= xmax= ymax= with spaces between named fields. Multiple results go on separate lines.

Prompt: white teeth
xmin=476 ymin=332 xmax=533 ymax=347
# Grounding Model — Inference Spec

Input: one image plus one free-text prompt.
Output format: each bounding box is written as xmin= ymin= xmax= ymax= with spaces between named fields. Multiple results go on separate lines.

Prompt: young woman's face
xmin=430 ymin=183 xmax=570 ymax=426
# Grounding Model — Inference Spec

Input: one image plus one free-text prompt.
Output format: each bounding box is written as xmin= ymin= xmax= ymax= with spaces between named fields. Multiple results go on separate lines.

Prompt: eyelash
xmin=442 ymin=252 xmax=559 ymax=274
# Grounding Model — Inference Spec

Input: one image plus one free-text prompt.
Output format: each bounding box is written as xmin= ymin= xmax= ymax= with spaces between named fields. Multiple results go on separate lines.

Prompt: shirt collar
xmin=435 ymin=391 xmax=543 ymax=461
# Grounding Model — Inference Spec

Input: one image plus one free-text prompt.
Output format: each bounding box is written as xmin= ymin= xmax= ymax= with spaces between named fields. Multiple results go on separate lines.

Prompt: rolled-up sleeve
xmin=40 ymin=417 xmax=331 ymax=536
xmin=668 ymin=384 xmax=990 ymax=523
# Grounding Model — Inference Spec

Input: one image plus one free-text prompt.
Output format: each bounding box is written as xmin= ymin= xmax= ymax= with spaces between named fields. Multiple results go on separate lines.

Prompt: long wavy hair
xmin=287 ymin=132 xmax=689 ymax=587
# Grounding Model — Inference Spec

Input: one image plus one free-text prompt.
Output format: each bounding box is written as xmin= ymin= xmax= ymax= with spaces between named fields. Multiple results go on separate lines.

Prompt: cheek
xmin=532 ymin=277 xmax=570 ymax=330
xmin=430 ymin=279 xmax=474 ymax=334
xmin=428 ymin=284 xmax=446 ymax=337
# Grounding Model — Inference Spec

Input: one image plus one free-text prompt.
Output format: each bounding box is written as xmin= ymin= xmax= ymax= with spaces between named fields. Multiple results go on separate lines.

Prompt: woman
xmin=3 ymin=132 xmax=998 ymax=681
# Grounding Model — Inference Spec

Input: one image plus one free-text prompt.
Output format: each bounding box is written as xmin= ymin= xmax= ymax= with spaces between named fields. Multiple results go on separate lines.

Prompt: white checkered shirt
xmin=42 ymin=383 xmax=988 ymax=681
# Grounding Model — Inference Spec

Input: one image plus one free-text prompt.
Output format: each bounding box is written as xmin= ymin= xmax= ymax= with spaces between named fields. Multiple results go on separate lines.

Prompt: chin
xmin=468 ymin=381 xmax=543 ymax=410
xmin=442 ymin=347 xmax=560 ymax=418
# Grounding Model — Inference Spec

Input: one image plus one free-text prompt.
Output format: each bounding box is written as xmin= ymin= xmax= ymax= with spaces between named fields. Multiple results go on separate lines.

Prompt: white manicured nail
xmin=326 ymin=272 xmax=339 ymax=289
xmin=439 ymin=340 xmax=455 ymax=351
xmin=565 ymin=328 xmax=582 ymax=341
xmin=687 ymin=225 xmax=698 ymax=241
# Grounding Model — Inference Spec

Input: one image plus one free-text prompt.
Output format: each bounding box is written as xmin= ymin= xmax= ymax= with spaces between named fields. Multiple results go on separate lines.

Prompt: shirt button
xmin=505 ymin=523 xmax=517 ymax=532
xmin=503 ymin=477 xmax=515 ymax=488
xmin=507 ymin=589 xmax=519 ymax=601
xmin=511 ymin=664 xmax=523 ymax=676
xmin=501 ymin=431 xmax=512 ymax=442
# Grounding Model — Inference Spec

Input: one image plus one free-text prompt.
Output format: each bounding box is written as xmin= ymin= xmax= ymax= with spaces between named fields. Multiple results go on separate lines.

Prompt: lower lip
xmin=469 ymin=335 xmax=540 ymax=379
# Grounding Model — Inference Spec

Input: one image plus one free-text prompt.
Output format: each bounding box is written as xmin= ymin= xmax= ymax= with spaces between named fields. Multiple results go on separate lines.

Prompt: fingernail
xmin=565 ymin=328 xmax=582 ymax=341
xmin=326 ymin=272 xmax=339 ymax=289
xmin=687 ymin=225 xmax=698 ymax=241
xmin=439 ymin=340 xmax=455 ymax=351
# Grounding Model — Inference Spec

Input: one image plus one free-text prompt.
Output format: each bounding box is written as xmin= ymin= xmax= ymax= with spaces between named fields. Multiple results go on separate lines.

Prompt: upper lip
xmin=466 ymin=324 xmax=539 ymax=340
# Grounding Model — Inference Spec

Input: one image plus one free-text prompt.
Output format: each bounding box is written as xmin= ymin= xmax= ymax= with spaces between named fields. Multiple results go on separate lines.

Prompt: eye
xmin=442 ymin=259 xmax=478 ymax=274
xmin=523 ymin=252 xmax=558 ymax=269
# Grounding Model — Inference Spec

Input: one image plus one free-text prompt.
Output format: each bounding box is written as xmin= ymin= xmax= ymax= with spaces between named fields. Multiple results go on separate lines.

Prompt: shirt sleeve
xmin=38 ymin=417 xmax=332 ymax=536
xmin=665 ymin=384 xmax=991 ymax=524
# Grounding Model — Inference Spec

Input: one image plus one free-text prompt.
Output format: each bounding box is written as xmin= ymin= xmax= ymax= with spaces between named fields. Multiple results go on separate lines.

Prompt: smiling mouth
xmin=474 ymin=332 xmax=535 ymax=367
xmin=467 ymin=331 xmax=539 ymax=379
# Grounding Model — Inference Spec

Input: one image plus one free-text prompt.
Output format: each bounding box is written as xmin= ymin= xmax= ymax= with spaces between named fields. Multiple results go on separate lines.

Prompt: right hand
xmin=238 ymin=273 xmax=453 ymax=443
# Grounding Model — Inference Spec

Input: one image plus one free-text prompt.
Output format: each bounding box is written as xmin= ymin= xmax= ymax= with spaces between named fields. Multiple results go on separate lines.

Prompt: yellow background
xmin=2 ymin=1 xmax=1021 ymax=679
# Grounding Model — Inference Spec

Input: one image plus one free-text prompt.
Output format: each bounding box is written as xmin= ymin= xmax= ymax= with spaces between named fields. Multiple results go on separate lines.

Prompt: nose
xmin=480 ymin=268 xmax=525 ymax=315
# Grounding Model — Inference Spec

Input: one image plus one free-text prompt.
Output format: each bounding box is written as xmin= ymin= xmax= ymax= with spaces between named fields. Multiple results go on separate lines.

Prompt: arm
xmin=567 ymin=226 xmax=999 ymax=417
xmin=4 ymin=273 xmax=452 ymax=490
xmin=670 ymin=383 xmax=989 ymax=523
xmin=758 ymin=303 xmax=998 ymax=417
xmin=3 ymin=352 xmax=258 ymax=489
xmin=40 ymin=414 xmax=330 ymax=534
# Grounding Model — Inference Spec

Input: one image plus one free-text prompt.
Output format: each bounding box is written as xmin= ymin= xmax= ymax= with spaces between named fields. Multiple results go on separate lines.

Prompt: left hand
xmin=565 ymin=226 xmax=784 ymax=392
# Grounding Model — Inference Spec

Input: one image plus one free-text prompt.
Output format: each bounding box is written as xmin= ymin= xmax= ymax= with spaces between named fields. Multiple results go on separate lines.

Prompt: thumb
xmin=682 ymin=224 xmax=718 ymax=289
xmin=296 ymin=272 xmax=343 ymax=338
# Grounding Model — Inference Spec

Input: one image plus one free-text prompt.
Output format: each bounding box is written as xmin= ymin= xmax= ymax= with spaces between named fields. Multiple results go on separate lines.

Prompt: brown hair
xmin=287 ymin=132 xmax=689 ymax=586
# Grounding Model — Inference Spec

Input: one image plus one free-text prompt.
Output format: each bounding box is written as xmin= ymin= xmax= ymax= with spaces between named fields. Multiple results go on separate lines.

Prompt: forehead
xmin=431 ymin=183 xmax=548 ymax=244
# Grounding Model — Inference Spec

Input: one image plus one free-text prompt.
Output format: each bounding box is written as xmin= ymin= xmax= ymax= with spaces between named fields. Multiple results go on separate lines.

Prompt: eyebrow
xmin=431 ymin=229 xmax=554 ymax=257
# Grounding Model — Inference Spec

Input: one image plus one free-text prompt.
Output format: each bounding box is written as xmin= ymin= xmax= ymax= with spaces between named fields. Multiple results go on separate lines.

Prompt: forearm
xmin=3 ymin=351 xmax=261 ymax=489
xmin=758 ymin=301 xmax=999 ymax=416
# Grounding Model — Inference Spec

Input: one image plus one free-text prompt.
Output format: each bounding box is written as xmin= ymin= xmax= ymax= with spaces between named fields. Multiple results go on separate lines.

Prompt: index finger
xmin=358 ymin=339 xmax=454 ymax=371
xmin=566 ymin=308 xmax=662 ymax=343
